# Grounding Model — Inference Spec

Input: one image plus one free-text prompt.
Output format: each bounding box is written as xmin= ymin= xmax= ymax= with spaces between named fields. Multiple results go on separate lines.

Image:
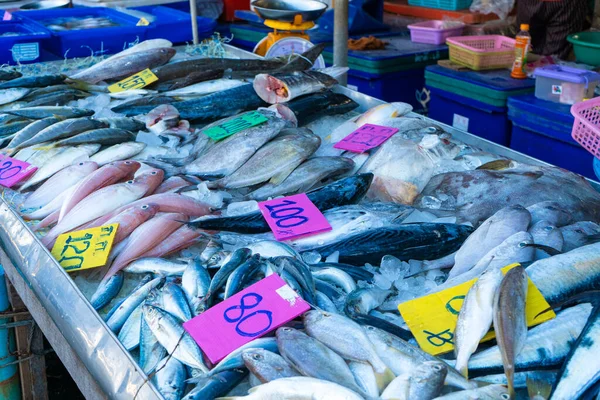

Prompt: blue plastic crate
xmin=594 ymin=157 xmax=600 ymax=181
xmin=408 ymin=0 xmax=473 ymax=11
xmin=0 ymin=17 xmax=51 ymax=65
xmin=507 ymin=94 xmax=596 ymax=179
xmin=427 ymin=86 xmax=512 ymax=146
xmin=132 ymin=6 xmax=216 ymax=44
xmin=16 ymin=8 xmax=147 ymax=59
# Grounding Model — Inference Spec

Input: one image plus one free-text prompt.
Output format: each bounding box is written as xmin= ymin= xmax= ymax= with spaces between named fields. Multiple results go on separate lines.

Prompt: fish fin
xmin=476 ymin=160 xmax=514 ymax=170
xmin=586 ymin=234 xmax=600 ymax=245
xmin=527 ymin=376 xmax=552 ymax=400
xmin=32 ymin=144 xmax=55 ymax=151
xmin=374 ymin=367 xmax=395 ymax=392
xmin=269 ymin=164 xmax=298 ymax=186
xmin=524 ymin=244 xmax=562 ymax=256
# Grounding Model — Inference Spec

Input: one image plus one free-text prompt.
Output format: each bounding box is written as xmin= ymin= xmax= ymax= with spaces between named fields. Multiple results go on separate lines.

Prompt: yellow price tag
xmin=107 ymin=69 xmax=158 ymax=93
xmin=398 ymin=263 xmax=555 ymax=356
xmin=50 ymin=224 xmax=119 ymax=272
xmin=136 ymin=17 xmax=150 ymax=26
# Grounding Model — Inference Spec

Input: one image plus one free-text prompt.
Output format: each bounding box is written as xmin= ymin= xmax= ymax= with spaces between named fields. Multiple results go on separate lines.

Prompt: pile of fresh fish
xmin=1 ymin=39 xmax=600 ymax=400
xmin=42 ymin=16 xmax=120 ymax=31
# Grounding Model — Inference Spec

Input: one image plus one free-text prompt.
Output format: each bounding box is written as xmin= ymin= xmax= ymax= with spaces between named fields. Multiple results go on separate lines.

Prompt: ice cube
xmin=226 ymin=200 xmax=259 ymax=216
xmin=136 ymin=131 xmax=164 ymax=147
xmin=325 ymin=251 xmax=340 ymax=263
xmin=426 ymin=268 xmax=447 ymax=282
xmin=423 ymin=279 xmax=438 ymax=290
xmin=380 ymin=255 xmax=409 ymax=281
xmin=302 ymin=251 xmax=322 ymax=265
xmin=374 ymin=273 xmax=393 ymax=290
xmin=419 ymin=196 xmax=442 ymax=210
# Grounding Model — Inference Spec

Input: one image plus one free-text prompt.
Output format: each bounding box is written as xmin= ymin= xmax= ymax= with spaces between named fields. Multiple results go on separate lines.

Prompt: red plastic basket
xmin=571 ymin=97 xmax=600 ymax=158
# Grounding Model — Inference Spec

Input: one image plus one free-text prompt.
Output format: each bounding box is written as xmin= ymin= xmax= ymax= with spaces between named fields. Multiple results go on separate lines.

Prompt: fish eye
xmin=426 ymin=127 xmax=436 ymax=132
xmin=366 ymin=326 xmax=375 ymax=331
xmin=141 ymin=205 xmax=149 ymax=210
xmin=323 ymin=313 xmax=331 ymax=318
xmin=543 ymin=226 xmax=554 ymax=231
xmin=501 ymin=394 xmax=510 ymax=400
xmin=432 ymin=364 xmax=443 ymax=371
xmin=151 ymin=171 xmax=157 ymax=175
xmin=518 ymin=242 xmax=527 ymax=248
xmin=125 ymin=161 xmax=132 ymax=164
xmin=126 ymin=180 xmax=134 ymax=184
xmin=78 ymin=162 xmax=84 ymax=166
xmin=252 ymin=354 xmax=262 ymax=360
xmin=282 ymin=327 xmax=291 ymax=332
xmin=576 ymin=229 xmax=584 ymax=234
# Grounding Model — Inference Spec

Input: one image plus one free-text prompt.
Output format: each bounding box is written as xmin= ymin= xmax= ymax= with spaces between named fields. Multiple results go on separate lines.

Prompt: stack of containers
xmin=407 ymin=0 xmax=473 ymax=11
xmin=425 ymin=64 xmax=535 ymax=146
xmin=0 ymin=15 xmax=52 ymax=65
xmin=532 ymin=65 xmax=600 ymax=105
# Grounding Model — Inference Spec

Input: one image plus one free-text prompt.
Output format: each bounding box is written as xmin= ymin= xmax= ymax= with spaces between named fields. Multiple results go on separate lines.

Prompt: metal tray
xmin=0 ymin=44 xmax=597 ymax=400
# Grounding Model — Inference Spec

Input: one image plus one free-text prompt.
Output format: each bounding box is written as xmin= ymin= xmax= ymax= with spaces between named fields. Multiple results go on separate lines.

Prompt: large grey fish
xmin=416 ymin=163 xmax=600 ymax=225
xmin=528 ymin=220 xmax=563 ymax=259
xmin=2 ymin=106 xmax=94 ymax=120
xmin=5 ymin=117 xmax=63 ymax=150
xmin=16 ymin=117 xmax=107 ymax=149
xmin=454 ymin=267 xmax=504 ymax=378
xmin=527 ymin=201 xmax=573 ymax=227
xmin=143 ymin=305 xmax=207 ymax=371
xmin=69 ymin=48 xmax=176 ymax=83
xmin=560 ymin=221 xmax=600 ymax=252
xmin=551 ymin=304 xmax=600 ymax=399
xmin=493 ymin=266 xmax=528 ymax=399
xmin=448 ymin=205 xmax=532 ymax=279
xmin=154 ymin=356 xmax=186 ymax=400
xmin=242 ymin=348 xmax=300 ymax=383
xmin=467 ymin=304 xmax=592 ymax=376
xmin=207 ymin=128 xmax=321 ymax=189
xmin=527 ymin=242 xmax=600 ymax=305
xmin=246 ymin=156 xmax=355 ymax=201
xmin=276 ymin=327 xmax=366 ymax=395
xmin=303 ymin=310 xmax=395 ymax=389
xmin=54 ymin=128 xmax=135 ymax=147
xmin=432 ymin=384 xmax=510 ymax=399
xmin=380 ymin=361 xmax=447 ymax=400
xmin=0 ymin=74 xmax=64 ymax=89
xmin=254 ymin=69 xmax=339 ymax=104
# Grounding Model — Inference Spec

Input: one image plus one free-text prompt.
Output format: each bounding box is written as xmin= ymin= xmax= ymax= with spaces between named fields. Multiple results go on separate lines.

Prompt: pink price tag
xmin=333 ymin=123 xmax=399 ymax=153
xmin=0 ymin=155 xmax=37 ymax=188
xmin=183 ymin=274 xmax=310 ymax=364
xmin=258 ymin=193 xmax=332 ymax=241
xmin=2 ymin=11 xmax=12 ymax=21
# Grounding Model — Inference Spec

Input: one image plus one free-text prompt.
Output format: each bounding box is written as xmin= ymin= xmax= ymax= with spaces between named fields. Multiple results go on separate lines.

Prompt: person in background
xmin=517 ymin=0 xmax=592 ymax=59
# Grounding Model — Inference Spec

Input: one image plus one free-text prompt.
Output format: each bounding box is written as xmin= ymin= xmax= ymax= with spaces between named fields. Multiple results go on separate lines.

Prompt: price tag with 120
xmin=0 ymin=154 xmax=37 ymax=188
xmin=50 ymin=224 xmax=119 ymax=272
xmin=107 ymin=69 xmax=158 ymax=93
xmin=183 ymin=274 xmax=310 ymax=363
xmin=202 ymin=111 xmax=268 ymax=141
xmin=258 ymin=193 xmax=332 ymax=241
xmin=334 ymin=123 xmax=399 ymax=153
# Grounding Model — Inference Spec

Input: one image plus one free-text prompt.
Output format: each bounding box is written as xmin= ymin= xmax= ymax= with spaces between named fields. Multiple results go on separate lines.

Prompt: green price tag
xmin=203 ymin=111 xmax=268 ymax=141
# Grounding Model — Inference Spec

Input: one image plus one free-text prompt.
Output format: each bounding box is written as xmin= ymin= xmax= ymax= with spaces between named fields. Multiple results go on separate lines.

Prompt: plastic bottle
xmin=511 ymin=24 xmax=531 ymax=79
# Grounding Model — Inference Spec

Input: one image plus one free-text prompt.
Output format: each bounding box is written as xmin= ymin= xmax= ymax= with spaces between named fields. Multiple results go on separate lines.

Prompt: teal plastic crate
xmin=408 ymin=0 xmax=472 ymax=11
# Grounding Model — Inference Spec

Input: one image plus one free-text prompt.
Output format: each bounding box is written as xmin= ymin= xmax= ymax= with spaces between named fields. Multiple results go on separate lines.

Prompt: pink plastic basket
xmin=408 ymin=20 xmax=465 ymax=45
xmin=571 ymin=97 xmax=600 ymax=158
xmin=446 ymin=35 xmax=516 ymax=70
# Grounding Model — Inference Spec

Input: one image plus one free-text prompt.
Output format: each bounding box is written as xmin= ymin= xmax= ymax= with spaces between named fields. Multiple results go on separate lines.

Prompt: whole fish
xmin=143 ymin=305 xmax=207 ymax=371
xmin=105 ymin=277 xmax=164 ymax=332
xmin=303 ymin=310 xmax=395 ymax=389
xmin=242 ymin=348 xmax=300 ymax=383
xmin=118 ymin=302 xmax=144 ymax=350
xmin=97 ymin=117 xmax=145 ymax=131
xmin=69 ymin=48 xmax=176 ymax=83
xmin=0 ymin=88 xmax=30 ymax=105
xmin=153 ymin=176 xmax=190 ymax=194
xmin=89 ymin=271 xmax=123 ymax=310
xmin=160 ymin=282 xmax=192 ymax=322
xmin=5 ymin=117 xmax=64 ymax=150
xmin=154 ymin=69 xmax=225 ymax=91
xmin=90 ymin=142 xmax=146 ymax=165
xmin=22 ymin=161 xmax=98 ymax=209
xmin=493 ymin=266 xmax=529 ymax=398
xmin=276 ymin=327 xmax=366 ymax=395
xmin=21 ymin=185 xmax=75 ymax=221
xmin=380 ymin=361 xmax=447 ymax=400
xmin=42 ymin=173 xmax=158 ymax=248
xmin=58 ymin=160 xmax=140 ymax=222
xmin=103 ymin=203 xmax=160 ymax=245
xmin=207 ymin=128 xmax=321 ymax=189
xmin=270 ymin=91 xmax=359 ymax=127
xmin=140 ymin=313 xmax=166 ymax=375
xmin=432 ymin=384 xmax=509 ymax=400
xmin=19 ymin=144 xmax=100 ymax=191
xmin=139 ymin=225 xmax=202 ymax=259
xmin=14 ymin=144 xmax=63 ymax=166
xmin=54 ymin=128 xmax=135 ymax=147
xmin=528 ymin=220 xmax=563 ymax=259
xmin=2 ymin=106 xmax=94 ymax=120
xmin=182 ymin=369 xmax=247 ymax=400
xmin=307 ymin=223 xmax=474 ymax=264
xmin=125 ymin=257 xmax=188 ymax=276
xmin=154 ymin=356 xmax=186 ymax=400
xmin=181 ymin=259 xmax=211 ymax=314
xmin=24 ymin=90 xmax=82 ymax=107
xmin=527 ymin=201 xmax=573 ymax=227
xmin=103 ymin=213 xmax=188 ymax=280
xmin=454 ymin=267 xmax=504 ymax=378
xmin=551 ymin=305 xmax=600 ymax=399
xmin=253 ymin=70 xmax=338 ymax=104
xmin=448 ymin=205 xmax=532 ymax=279
xmin=16 ymin=117 xmax=107 ymax=149
xmin=348 ymin=362 xmax=379 ymax=399
xmin=0 ymin=74 xmax=64 ymax=89
xmin=219 ymin=376 xmax=364 ymax=400
xmin=247 ymin=156 xmax=354 ymax=201
xmin=188 ymin=174 xmax=373 ymax=234
xmin=527 ymin=242 xmax=600 ymax=305
xmin=560 ymin=221 xmax=600 ymax=252
xmin=163 ymin=78 xmax=247 ymax=98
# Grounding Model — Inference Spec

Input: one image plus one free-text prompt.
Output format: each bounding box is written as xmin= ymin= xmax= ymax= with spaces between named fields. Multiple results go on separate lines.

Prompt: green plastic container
xmin=568 ymin=32 xmax=600 ymax=66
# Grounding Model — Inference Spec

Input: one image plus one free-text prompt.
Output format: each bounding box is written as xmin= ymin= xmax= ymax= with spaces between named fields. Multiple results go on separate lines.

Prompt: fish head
xmin=301 ymin=309 xmax=330 ymax=326
xmin=206 ymin=250 xmax=230 ymax=268
xmin=110 ymin=160 xmax=141 ymax=178
xmin=268 ymin=104 xmax=298 ymax=127
xmin=275 ymin=326 xmax=306 ymax=342
xmin=242 ymin=348 xmax=269 ymax=369
xmin=142 ymin=305 xmax=163 ymax=328
xmin=527 ymin=201 xmax=573 ymax=227
xmin=137 ymin=203 xmax=160 ymax=219
xmin=134 ymin=168 xmax=165 ymax=195
xmin=73 ymin=160 xmax=99 ymax=174
xmin=355 ymin=104 xmax=401 ymax=126
xmin=492 ymin=231 xmax=535 ymax=261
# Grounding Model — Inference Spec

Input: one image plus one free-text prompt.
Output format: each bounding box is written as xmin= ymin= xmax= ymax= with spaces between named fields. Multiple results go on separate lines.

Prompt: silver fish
xmin=560 ymin=221 xmax=600 ymax=252
xmin=154 ymin=356 xmax=186 ymax=400
xmin=526 ymin=201 xmax=573 ymax=227
xmin=381 ymin=361 xmax=447 ymax=400
xmin=124 ymin=257 xmax=188 ymax=276
xmin=528 ymin=220 xmax=564 ymax=259
xmin=432 ymin=384 xmax=509 ymax=400
xmin=105 ymin=277 xmax=164 ymax=332
xmin=242 ymin=348 xmax=301 ymax=384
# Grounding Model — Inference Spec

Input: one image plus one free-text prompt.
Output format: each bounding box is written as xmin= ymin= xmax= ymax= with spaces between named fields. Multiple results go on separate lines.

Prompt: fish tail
xmin=506 ymin=369 xmax=516 ymax=400
xmin=374 ymin=367 xmax=395 ymax=392
xmin=527 ymin=376 xmax=552 ymax=400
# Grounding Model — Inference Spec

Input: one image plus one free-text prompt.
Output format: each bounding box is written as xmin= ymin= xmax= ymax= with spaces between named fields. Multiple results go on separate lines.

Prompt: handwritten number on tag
xmin=0 ymin=161 xmax=22 ymax=181
xmin=223 ymin=293 xmax=273 ymax=337
xmin=264 ymin=200 xmax=309 ymax=229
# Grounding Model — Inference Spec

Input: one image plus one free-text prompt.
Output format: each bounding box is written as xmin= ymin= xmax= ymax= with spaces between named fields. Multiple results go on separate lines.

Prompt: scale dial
xmin=264 ymin=37 xmax=326 ymax=69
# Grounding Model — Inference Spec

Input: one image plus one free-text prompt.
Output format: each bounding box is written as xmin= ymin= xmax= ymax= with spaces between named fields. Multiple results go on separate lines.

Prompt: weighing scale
xmin=251 ymin=0 xmax=327 ymax=69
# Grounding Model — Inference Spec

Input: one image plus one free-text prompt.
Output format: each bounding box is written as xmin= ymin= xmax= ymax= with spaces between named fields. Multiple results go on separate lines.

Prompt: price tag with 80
xmin=0 ymin=155 xmax=37 ymax=188
xmin=183 ymin=274 xmax=310 ymax=364
xmin=258 ymin=193 xmax=332 ymax=241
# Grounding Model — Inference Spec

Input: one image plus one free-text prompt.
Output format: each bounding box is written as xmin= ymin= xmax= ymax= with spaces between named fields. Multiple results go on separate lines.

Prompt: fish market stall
xmin=0 ymin=39 xmax=598 ymax=400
